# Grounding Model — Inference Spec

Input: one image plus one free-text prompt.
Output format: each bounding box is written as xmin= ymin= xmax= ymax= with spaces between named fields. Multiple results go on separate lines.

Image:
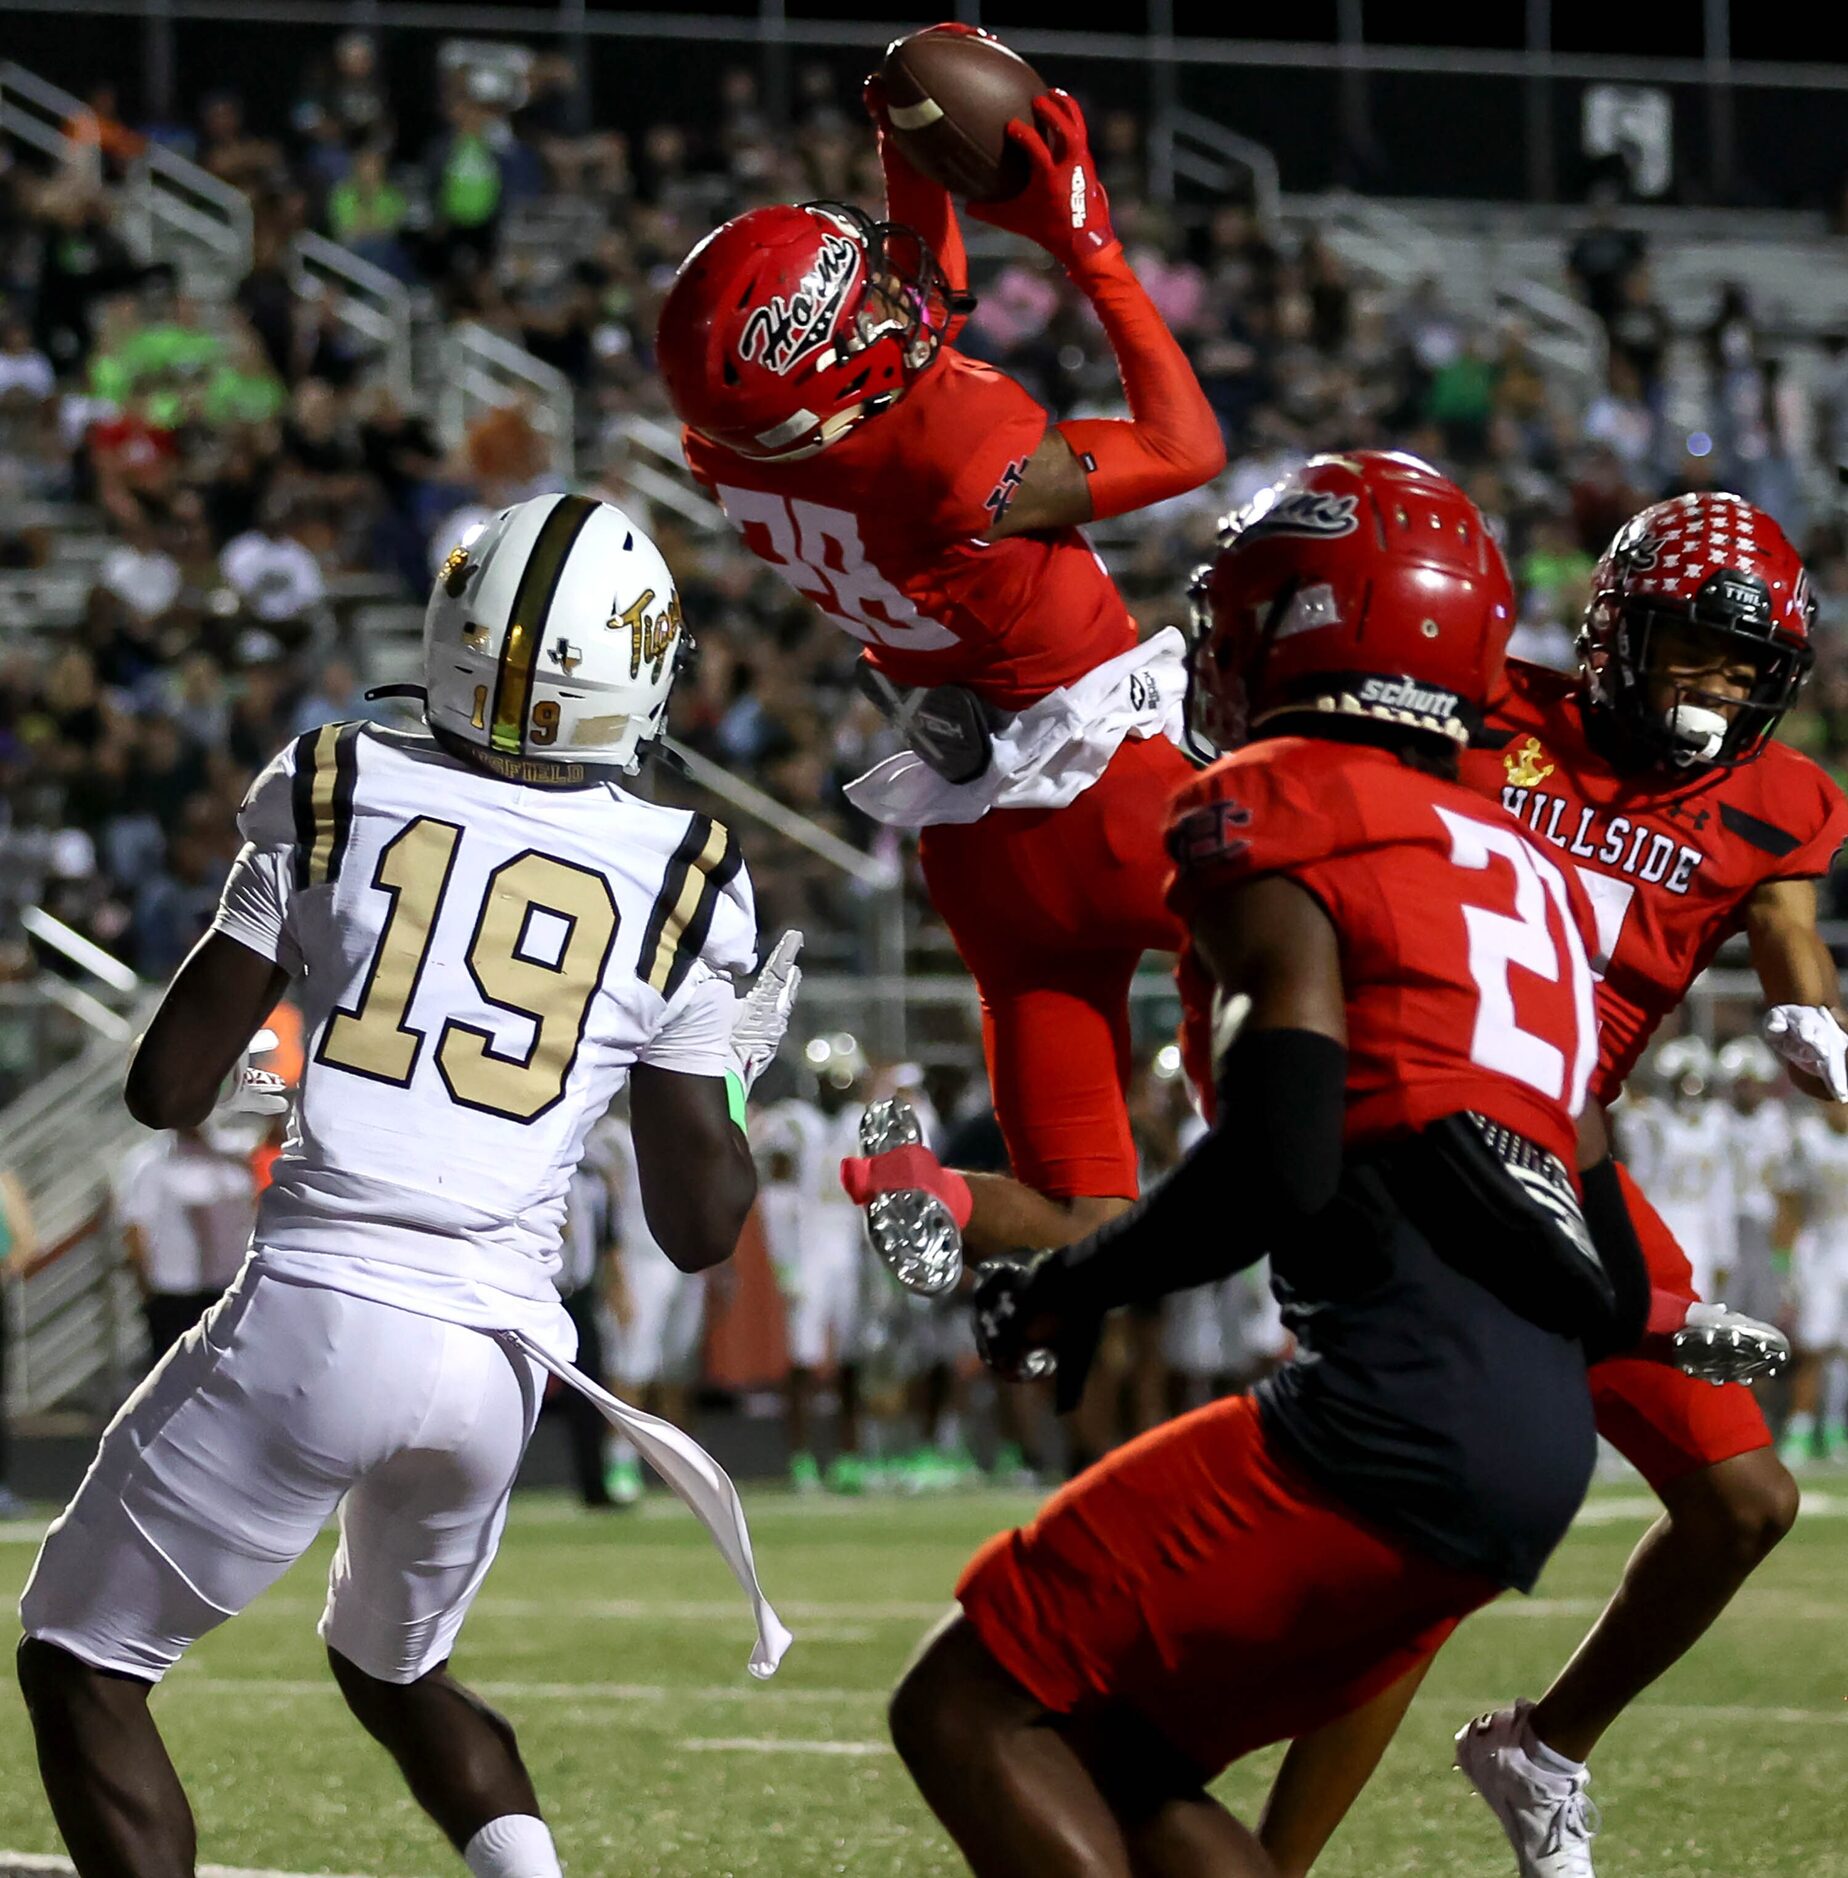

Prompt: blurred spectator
xmin=1608 ymin=266 xmax=1671 ymax=406
xmin=199 ymin=92 xmax=286 ymax=199
xmin=221 ymin=494 xmax=329 ymax=628
xmin=1567 ymin=189 xmax=1646 ymax=326
xmin=63 ymin=83 xmax=147 ymax=179
xmin=1583 ymin=354 xmax=1659 ymax=478
xmin=326 ymin=146 xmax=412 ymax=280
xmin=115 ymin=1124 xmax=257 ymax=1360
xmin=426 ymin=96 xmax=505 ymax=289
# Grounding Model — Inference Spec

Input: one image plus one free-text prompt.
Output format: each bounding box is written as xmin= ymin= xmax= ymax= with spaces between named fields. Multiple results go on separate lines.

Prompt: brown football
xmin=878 ymin=25 xmax=1046 ymax=202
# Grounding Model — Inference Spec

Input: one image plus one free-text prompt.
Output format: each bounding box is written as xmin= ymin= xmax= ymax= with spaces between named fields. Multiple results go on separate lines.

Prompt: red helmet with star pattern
xmin=1579 ymin=491 xmax=1815 ymax=768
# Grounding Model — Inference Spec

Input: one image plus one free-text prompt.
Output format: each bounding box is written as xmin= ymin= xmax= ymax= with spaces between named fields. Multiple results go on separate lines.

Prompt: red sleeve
xmin=927 ymin=361 xmax=1049 ymax=539
xmin=680 ymin=425 xmax=721 ymax=498
xmin=876 ymin=126 xmax=969 ymax=331
xmin=1768 ymin=761 xmax=1848 ymax=883
xmin=1164 ymin=751 xmax=1356 ymax=926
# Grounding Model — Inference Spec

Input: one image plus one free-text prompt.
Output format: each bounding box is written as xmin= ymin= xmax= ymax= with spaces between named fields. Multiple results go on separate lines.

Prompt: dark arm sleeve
xmin=1578 ymin=1154 xmax=1650 ymax=1363
xmin=1053 ymin=1027 xmax=1348 ymax=1319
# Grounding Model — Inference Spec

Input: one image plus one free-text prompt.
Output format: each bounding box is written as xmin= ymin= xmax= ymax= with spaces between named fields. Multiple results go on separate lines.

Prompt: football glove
xmin=1763 ymin=1005 xmax=1848 ymax=1102
xmin=214 ymin=1027 xmax=290 ymax=1118
xmin=966 ymin=90 xmax=1118 ymax=272
xmin=972 ymin=1251 xmax=1101 ymax=1414
xmin=729 ymin=930 xmax=803 ymax=1096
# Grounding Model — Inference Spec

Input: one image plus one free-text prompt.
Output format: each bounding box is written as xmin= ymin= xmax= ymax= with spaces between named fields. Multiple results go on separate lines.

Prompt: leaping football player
xmin=885 ymin=453 xmax=1782 ymax=1878
xmin=16 ymin=496 xmax=799 ymax=1878
xmin=656 ymin=50 xmax=1225 ymax=1300
xmin=1257 ymin=490 xmax=1847 ymax=1878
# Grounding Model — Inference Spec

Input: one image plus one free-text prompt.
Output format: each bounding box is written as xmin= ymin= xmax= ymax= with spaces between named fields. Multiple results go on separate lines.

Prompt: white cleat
xmin=1455 ymin=1702 xmax=1600 ymax=1878
xmin=857 ymin=1098 xmax=964 ymax=1296
xmin=1671 ymin=1301 xmax=1790 ymax=1387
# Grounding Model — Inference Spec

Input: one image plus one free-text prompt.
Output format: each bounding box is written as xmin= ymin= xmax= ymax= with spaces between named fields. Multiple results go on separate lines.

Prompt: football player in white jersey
xmin=1618 ymin=1037 xmax=1738 ymax=1301
xmin=16 ymin=495 xmax=802 ymax=1878
xmin=1718 ymin=1035 xmax=1792 ymax=1328
xmin=601 ymin=1109 xmax=713 ymax=1504
xmin=1774 ymin=1098 xmax=1848 ymax=1465
xmin=756 ymin=1037 xmax=874 ymax=1492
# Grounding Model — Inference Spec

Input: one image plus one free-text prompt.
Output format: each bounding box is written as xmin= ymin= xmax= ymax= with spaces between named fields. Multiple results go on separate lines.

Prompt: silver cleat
xmin=1672 ymin=1302 xmax=1790 ymax=1387
xmin=858 ymin=1098 xmax=964 ymax=1296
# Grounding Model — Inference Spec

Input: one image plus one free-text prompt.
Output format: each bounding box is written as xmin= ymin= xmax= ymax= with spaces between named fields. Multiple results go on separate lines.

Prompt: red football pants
xmin=957 ymin=1394 xmax=1499 ymax=1778
xmin=917 ymin=733 xmax=1192 ymax=1200
xmin=1588 ymin=1162 xmax=1772 ymax=1489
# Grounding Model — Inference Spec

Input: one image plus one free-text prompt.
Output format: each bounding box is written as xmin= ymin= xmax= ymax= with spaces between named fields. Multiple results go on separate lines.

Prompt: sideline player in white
xmin=16 ymin=495 xmax=801 ymax=1878
xmin=1775 ymin=1098 xmax=1848 ymax=1465
xmin=601 ymin=1109 xmax=713 ymax=1505
xmin=1617 ymin=1037 xmax=1738 ymax=1301
xmin=756 ymin=1037 xmax=874 ymax=1492
xmin=1718 ymin=1035 xmax=1791 ymax=1328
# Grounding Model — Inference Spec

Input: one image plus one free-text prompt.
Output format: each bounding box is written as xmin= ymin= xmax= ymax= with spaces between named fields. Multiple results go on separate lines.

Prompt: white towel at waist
xmin=844 ymin=627 xmax=1188 ymax=829
xmin=504 ymin=1330 xmax=792 ymax=1679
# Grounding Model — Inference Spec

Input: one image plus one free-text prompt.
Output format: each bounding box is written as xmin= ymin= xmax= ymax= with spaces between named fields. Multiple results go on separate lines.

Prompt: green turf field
xmin=1 ymin=1476 xmax=1845 ymax=1877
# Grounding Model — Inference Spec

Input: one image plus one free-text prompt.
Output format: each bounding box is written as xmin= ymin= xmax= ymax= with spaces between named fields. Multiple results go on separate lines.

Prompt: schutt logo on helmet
xmin=737 ymin=231 xmax=863 ymax=377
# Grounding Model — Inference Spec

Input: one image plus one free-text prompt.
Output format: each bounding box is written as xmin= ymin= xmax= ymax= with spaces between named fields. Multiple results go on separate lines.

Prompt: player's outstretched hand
xmin=966 ymin=90 xmax=1118 ymax=271
xmin=215 ymin=1026 xmax=290 ymax=1118
xmin=1763 ymin=1004 xmax=1848 ymax=1101
xmin=972 ymin=1251 xmax=1100 ymax=1414
xmin=1670 ymin=1301 xmax=1791 ymax=1387
xmin=730 ymin=930 xmax=804 ymax=1096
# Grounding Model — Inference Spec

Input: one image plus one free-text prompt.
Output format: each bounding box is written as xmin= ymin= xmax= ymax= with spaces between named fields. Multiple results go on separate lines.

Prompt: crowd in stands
xmin=5 ymin=36 xmax=1848 ymax=1062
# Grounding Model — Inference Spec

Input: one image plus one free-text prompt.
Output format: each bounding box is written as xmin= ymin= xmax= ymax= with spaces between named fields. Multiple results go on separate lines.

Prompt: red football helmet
xmin=1580 ymin=491 xmax=1814 ymax=767
xmin=1186 ymin=451 xmax=1514 ymax=759
xmin=656 ymin=201 xmax=957 ymax=461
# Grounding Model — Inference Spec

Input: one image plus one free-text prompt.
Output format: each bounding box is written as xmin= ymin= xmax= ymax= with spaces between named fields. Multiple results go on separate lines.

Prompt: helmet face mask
xmin=1580 ymin=494 xmax=1816 ymax=771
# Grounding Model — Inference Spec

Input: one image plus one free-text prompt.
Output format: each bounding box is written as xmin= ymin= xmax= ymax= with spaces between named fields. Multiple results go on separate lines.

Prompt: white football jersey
xmin=1729 ymin=1100 xmax=1792 ymax=1231
xmin=212 ymin=722 xmax=754 ymax=1351
xmin=1621 ymin=1097 xmax=1737 ymax=1283
xmin=752 ymin=1097 xmax=862 ymax=1267
xmin=1782 ymin=1113 xmax=1848 ymax=1232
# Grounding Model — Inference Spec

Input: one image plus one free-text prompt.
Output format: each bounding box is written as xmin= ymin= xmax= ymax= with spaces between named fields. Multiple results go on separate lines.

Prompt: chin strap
xmin=363 ymin=683 xmax=427 ymax=704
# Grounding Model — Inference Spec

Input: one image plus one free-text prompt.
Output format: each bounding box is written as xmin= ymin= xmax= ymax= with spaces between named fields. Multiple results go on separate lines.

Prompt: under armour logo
xmin=1662 ymin=799 xmax=1711 ymax=833
xmin=1168 ymin=797 xmax=1254 ymax=870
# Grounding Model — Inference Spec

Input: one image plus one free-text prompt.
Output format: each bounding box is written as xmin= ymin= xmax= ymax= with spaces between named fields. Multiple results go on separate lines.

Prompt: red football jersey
xmin=1169 ymin=737 xmax=1598 ymax=1168
xmin=1459 ymin=661 xmax=1848 ymax=1102
xmin=682 ymin=350 xmax=1137 ymax=710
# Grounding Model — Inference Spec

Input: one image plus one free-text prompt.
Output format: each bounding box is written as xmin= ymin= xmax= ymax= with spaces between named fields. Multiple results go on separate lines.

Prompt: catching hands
xmin=1763 ymin=1004 xmax=1848 ymax=1101
xmin=730 ymin=931 xmax=804 ymax=1096
xmin=972 ymin=1251 xmax=1101 ymax=1414
xmin=966 ymin=90 xmax=1117 ymax=271
xmin=215 ymin=1027 xmax=289 ymax=1118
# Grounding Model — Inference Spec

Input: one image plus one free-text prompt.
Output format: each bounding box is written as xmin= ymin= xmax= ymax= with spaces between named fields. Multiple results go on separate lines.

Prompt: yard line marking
xmin=245 ymin=1596 xmax=950 ymax=1622
xmin=1 ymin=1855 xmax=384 ymax=1877
xmin=683 ymin=1737 xmax=888 ymax=1757
xmin=157 ymin=1678 xmax=1848 ymax=1729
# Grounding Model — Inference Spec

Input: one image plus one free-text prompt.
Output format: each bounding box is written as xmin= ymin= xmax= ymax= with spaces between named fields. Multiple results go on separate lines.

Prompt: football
xmin=878 ymin=24 xmax=1046 ymax=202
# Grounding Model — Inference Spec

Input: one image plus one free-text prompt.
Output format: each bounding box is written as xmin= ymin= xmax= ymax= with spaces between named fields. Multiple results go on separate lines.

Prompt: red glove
xmin=967 ymin=90 xmax=1118 ymax=273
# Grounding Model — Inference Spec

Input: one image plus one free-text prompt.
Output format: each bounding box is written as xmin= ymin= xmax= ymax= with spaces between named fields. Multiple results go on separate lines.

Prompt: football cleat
xmin=1455 ymin=1703 xmax=1600 ymax=1878
xmin=1670 ymin=1301 xmax=1790 ymax=1387
xmin=856 ymin=1099 xmax=964 ymax=1295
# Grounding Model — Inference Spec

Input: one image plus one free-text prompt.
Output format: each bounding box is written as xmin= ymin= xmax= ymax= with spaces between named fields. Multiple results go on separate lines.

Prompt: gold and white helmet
xmin=424 ymin=493 xmax=688 ymax=778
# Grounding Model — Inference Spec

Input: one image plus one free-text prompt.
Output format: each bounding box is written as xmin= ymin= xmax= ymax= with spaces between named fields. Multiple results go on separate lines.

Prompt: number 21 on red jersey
xmin=1437 ymin=807 xmax=1598 ymax=1113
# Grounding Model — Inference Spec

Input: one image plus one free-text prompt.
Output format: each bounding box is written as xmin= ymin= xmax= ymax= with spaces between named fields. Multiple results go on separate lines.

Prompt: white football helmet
xmin=1716 ymin=1034 xmax=1779 ymax=1089
xmin=424 ymin=493 xmax=688 ymax=776
xmin=1653 ymin=1034 xmax=1714 ymax=1105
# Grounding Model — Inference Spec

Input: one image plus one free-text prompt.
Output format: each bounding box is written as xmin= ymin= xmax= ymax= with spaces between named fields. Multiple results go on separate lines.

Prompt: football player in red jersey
xmin=883 ymin=454 xmax=1780 ymax=1878
xmin=656 ymin=56 xmax=1224 ymax=1287
xmin=1255 ymin=490 xmax=1847 ymax=1878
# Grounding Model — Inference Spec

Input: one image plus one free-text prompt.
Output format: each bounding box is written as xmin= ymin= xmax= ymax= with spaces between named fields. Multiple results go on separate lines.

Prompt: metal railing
xmin=1294 ymin=189 xmax=1448 ymax=294
xmin=438 ymin=322 xmax=575 ymax=483
xmin=1153 ymin=107 xmax=1282 ymax=231
xmin=605 ymin=416 xmax=722 ymax=532
xmin=122 ymin=141 xmax=253 ymax=292
xmin=1494 ymin=274 xmax=1608 ymax=398
xmin=292 ymin=231 xmax=415 ymax=402
xmin=0 ymin=58 xmax=93 ymax=175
